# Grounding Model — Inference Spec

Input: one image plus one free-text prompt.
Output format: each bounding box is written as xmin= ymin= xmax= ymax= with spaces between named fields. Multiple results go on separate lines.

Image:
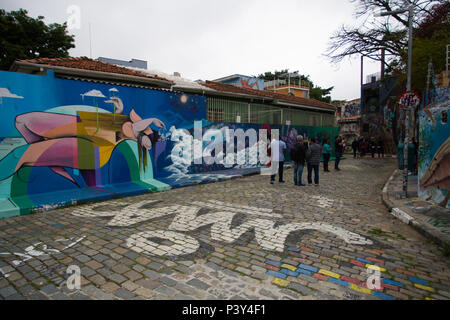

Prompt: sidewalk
xmin=382 ymin=169 xmax=450 ymax=249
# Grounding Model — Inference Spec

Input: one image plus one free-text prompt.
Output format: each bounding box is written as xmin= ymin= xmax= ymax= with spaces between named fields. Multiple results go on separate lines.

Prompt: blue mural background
xmin=0 ymin=70 xmax=206 ymax=217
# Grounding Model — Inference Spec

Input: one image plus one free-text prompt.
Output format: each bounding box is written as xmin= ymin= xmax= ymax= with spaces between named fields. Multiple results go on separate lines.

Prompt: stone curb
xmin=381 ymin=169 xmax=397 ymax=211
xmin=381 ymin=169 xmax=450 ymax=249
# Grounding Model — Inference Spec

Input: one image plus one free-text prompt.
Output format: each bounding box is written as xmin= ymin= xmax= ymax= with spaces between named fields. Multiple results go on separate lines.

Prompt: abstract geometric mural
xmin=0 ymin=70 xmax=338 ymax=218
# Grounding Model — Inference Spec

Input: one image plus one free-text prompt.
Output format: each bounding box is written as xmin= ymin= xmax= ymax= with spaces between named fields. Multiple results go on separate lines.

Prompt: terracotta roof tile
xmin=201 ymin=81 xmax=335 ymax=111
xmin=18 ymin=57 xmax=171 ymax=83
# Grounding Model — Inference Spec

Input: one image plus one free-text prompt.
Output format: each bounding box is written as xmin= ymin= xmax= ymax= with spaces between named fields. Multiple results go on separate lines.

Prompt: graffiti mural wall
xmin=0 ymin=70 xmax=338 ymax=218
xmin=341 ymin=101 xmax=360 ymax=118
xmin=418 ymin=78 xmax=450 ymax=208
xmin=0 ymin=70 xmax=206 ymax=218
xmin=221 ymin=75 xmax=263 ymax=90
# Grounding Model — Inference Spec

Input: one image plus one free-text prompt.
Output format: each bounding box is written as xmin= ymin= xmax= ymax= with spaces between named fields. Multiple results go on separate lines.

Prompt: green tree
xmin=0 ymin=9 xmax=75 ymax=70
xmin=256 ymin=69 xmax=290 ymax=81
xmin=405 ymin=2 xmax=449 ymax=94
xmin=309 ymin=86 xmax=334 ymax=103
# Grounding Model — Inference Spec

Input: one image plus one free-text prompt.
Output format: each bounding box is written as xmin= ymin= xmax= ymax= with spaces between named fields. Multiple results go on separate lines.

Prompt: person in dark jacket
xmin=290 ymin=135 xmax=307 ymax=186
xmin=334 ymin=136 xmax=343 ymax=171
xmin=369 ymin=137 xmax=377 ymax=158
xmin=377 ymin=138 xmax=384 ymax=158
xmin=359 ymin=136 xmax=367 ymax=157
xmin=322 ymin=138 xmax=331 ymax=172
xmin=352 ymin=139 xmax=359 ymax=158
xmin=307 ymin=138 xmax=322 ymax=186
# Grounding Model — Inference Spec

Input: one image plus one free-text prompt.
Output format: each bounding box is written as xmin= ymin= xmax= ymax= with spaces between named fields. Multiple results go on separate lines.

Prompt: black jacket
xmin=335 ymin=140 xmax=343 ymax=154
xmin=291 ymin=143 xmax=307 ymax=165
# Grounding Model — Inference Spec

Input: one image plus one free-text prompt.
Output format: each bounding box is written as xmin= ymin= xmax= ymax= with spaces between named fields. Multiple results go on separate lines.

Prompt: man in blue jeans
xmin=290 ymin=135 xmax=307 ymax=186
xmin=307 ymin=138 xmax=322 ymax=186
xmin=268 ymin=136 xmax=287 ymax=184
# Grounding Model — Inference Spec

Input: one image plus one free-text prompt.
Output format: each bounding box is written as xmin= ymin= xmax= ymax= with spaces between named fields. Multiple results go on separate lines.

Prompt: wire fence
xmin=206 ymin=97 xmax=335 ymax=127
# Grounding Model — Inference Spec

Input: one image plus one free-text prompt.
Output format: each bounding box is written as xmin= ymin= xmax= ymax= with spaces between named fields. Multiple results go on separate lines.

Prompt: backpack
xmin=290 ymin=147 xmax=297 ymax=161
xmin=305 ymin=148 xmax=312 ymax=161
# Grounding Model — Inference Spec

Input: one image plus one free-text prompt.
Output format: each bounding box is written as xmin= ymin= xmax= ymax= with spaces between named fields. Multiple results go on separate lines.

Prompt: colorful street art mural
xmin=341 ymin=101 xmax=361 ymax=118
xmin=340 ymin=123 xmax=359 ymax=135
xmin=337 ymin=100 xmax=360 ymax=143
xmin=0 ymin=70 xmax=205 ymax=218
xmin=418 ymin=76 xmax=450 ymax=208
xmin=220 ymin=75 xmax=264 ymax=91
xmin=0 ymin=70 xmax=338 ymax=218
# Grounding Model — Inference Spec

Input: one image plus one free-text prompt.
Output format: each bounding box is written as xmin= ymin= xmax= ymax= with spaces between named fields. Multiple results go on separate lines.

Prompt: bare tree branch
xmin=325 ymin=0 xmax=443 ymax=65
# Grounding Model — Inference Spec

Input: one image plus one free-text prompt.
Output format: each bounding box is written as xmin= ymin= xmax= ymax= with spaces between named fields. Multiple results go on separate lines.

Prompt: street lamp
xmin=375 ymin=5 xmax=414 ymax=198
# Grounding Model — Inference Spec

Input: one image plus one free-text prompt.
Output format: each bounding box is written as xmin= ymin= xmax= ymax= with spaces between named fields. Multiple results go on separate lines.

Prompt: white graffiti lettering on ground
xmin=311 ymin=195 xmax=344 ymax=210
xmin=127 ymin=230 xmax=200 ymax=256
xmin=0 ymin=236 xmax=85 ymax=278
xmin=311 ymin=195 xmax=334 ymax=208
xmin=168 ymin=205 xmax=373 ymax=251
xmin=72 ymin=200 xmax=175 ymax=227
xmin=71 ymin=199 xmax=373 ymax=258
xmin=188 ymin=200 xmax=282 ymax=219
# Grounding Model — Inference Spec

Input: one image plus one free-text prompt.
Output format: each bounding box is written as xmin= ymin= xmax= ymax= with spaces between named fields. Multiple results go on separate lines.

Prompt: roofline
xmin=212 ymin=74 xmax=259 ymax=82
xmin=275 ymin=101 xmax=335 ymax=114
xmin=202 ymin=81 xmax=335 ymax=111
xmin=212 ymin=74 xmax=240 ymax=82
xmin=11 ymin=61 xmax=173 ymax=89
xmin=173 ymin=85 xmax=275 ymax=102
xmin=175 ymin=85 xmax=334 ymax=112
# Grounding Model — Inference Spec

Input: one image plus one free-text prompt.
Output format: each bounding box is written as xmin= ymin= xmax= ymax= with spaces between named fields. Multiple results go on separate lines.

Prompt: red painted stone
xmin=300 ymin=247 xmax=314 ymax=253
xmin=373 ymin=249 xmax=385 ymax=254
xmin=313 ymin=273 xmax=328 ymax=280
xmin=366 ymin=257 xmax=385 ymax=265
xmin=350 ymin=259 xmax=366 ymax=268
xmin=265 ymin=265 xmax=280 ymax=272
xmin=397 ymin=268 xmax=415 ymax=276
xmin=381 ymin=283 xmax=399 ymax=291
xmin=340 ymin=276 xmax=361 ymax=285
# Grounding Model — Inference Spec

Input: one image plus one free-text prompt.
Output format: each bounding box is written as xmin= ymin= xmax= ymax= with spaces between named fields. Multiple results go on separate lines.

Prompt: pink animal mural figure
xmin=0 ymin=108 xmax=166 ymax=186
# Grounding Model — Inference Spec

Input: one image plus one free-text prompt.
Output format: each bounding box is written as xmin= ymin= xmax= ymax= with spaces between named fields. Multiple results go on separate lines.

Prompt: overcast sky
xmin=2 ymin=0 xmax=382 ymax=101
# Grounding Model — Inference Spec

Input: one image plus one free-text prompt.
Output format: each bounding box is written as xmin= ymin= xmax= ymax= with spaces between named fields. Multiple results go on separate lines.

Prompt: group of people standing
xmin=269 ymin=135 xmax=345 ymax=187
xmin=351 ymin=136 xmax=384 ymax=159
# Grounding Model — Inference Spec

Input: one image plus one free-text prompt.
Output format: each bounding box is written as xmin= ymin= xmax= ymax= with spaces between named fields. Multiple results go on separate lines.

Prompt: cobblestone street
xmin=0 ymin=157 xmax=449 ymax=300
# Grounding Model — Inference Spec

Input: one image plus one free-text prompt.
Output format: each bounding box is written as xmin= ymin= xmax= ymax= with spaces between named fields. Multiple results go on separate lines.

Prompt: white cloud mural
xmin=0 ymin=88 xmax=24 ymax=99
xmin=80 ymin=89 xmax=106 ymax=98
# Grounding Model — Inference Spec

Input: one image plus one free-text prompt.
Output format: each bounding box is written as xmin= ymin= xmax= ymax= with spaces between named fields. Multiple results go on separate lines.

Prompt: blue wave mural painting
xmin=0 ymin=70 xmax=338 ymax=218
xmin=418 ymin=78 xmax=450 ymax=208
xmin=159 ymin=122 xmax=338 ymax=187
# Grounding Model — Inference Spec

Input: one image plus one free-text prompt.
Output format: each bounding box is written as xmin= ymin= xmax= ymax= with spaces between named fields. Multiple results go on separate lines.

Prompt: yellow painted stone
xmin=272 ymin=278 xmax=290 ymax=287
xmin=281 ymin=264 xmax=297 ymax=272
xmin=365 ymin=264 xmax=387 ymax=272
xmin=425 ymin=297 xmax=437 ymax=300
xmin=350 ymin=283 xmax=372 ymax=295
xmin=414 ymin=283 xmax=435 ymax=292
xmin=318 ymin=269 xmax=340 ymax=279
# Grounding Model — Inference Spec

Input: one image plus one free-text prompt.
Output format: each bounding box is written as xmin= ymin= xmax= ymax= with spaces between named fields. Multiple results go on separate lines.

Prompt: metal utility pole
xmin=375 ymin=5 xmax=414 ymax=198
xmin=425 ymin=56 xmax=433 ymax=107
xmin=361 ymin=55 xmax=364 ymax=89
